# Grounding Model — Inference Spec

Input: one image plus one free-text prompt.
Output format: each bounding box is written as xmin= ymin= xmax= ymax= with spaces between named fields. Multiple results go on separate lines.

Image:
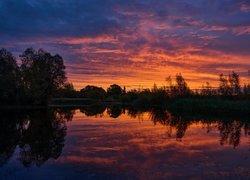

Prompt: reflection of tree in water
xmin=80 ymin=104 xmax=106 ymax=117
xmin=126 ymin=107 xmax=144 ymax=119
xmin=218 ymin=120 xmax=250 ymax=148
xmin=107 ymin=105 xmax=124 ymax=118
xmin=149 ymin=109 xmax=189 ymax=140
xmin=18 ymin=110 xmax=67 ymax=167
xmin=55 ymin=108 xmax=75 ymax=122
xmin=1 ymin=106 xmax=250 ymax=168
xmin=0 ymin=108 xmax=74 ymax=167
xmin=125 ymin=108 xmax=250 ymax=147
xmin=0 ymin=111 xmax=20 ymax=167
xmin=80 ymin=105 xmax=125 ymax=118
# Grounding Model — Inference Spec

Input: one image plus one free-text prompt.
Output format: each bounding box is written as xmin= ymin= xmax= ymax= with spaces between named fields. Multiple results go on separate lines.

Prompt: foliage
xmin=165 ymin=74 xmax=191 ymax=97
xmin=219 ymin=71 xmax=241 ymax=97
xmin=80 ymin=85 xmax=106 ymax=99
xmin=0 ymin=48 xmax=67 ymax=105
xmin=107 ymin=84 xmax=123 ymax=96
xmin=58 ymin=83 xmax=77 ymax=98
xmin=0 ymin=49 xmax=18 ymax=104
xmin=19 ymin=48 xmax=66 ymax=104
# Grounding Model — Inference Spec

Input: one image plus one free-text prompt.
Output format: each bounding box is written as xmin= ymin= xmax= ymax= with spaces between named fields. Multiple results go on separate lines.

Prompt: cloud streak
xmin=1 ymin=0 xmax=250 ymax=89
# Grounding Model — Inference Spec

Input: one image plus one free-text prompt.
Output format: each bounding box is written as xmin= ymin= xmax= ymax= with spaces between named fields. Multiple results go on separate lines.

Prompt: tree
xmin=175 ymin=73 xmax=190 ymax=97
xmin=19 ymin=48 xmax=66 ymax=104
xmin=218 ymin=74 xmax=230 ymax=97
xmin=228 ymin=71 xmax=241 ymax=96
xmin=0 ymin=49 xmax=18 ymax=104
xmin=107 ymin=84 xmax=123 ymax=96
xmin=219 ymin=72 xmax=241 ymax=97
xmin=59 ymin=83 xmax=77 ymax=98
xmin=80 ymin=85 xmax=106 ymax=99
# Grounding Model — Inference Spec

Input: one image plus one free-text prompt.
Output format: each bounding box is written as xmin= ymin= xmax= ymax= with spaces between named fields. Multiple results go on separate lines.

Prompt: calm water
xmin=0 ymin=106 xmax=250 ymax=179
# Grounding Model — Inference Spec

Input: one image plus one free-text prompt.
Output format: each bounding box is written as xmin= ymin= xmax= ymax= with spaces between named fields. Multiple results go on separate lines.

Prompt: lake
xmin=0 ymin=106 xmax=249 ymax=179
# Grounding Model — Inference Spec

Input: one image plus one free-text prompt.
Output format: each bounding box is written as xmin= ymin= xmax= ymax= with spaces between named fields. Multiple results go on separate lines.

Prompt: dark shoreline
xmin=1 ymin=98 xmax=250 ymax=116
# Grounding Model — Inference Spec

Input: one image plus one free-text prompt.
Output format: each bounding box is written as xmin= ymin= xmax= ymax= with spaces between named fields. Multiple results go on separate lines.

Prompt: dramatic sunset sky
xmin=1 ymin=0 xmax=250 ymax=89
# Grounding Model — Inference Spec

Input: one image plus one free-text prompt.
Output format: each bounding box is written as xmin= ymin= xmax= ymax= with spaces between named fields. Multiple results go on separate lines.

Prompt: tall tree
xmin=218 ymin=74 xmax=230 ymax=97
xmin=0 ymin=49 xmax=18 ymax=104
xmin=228 ymin=71 xmax=241 ymax=96
xmin=20 ymin=48 xmax=66 ymax=104
xmin=175 ymin=73 xmax=190 ymax=97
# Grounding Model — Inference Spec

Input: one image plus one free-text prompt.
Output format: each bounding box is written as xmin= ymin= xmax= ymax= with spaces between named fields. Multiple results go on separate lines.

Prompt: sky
xmin=1 ymin=0 xmax=250 ymax=90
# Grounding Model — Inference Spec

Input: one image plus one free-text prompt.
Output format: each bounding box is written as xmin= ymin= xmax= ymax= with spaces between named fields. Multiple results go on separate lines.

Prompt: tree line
xmin=0 ymin=48 xmax=67 ymax=105
xmin=1 ymin=48 xmax=250 ymax=105
xmin=59 ymin=71 xmax=250 ymax=103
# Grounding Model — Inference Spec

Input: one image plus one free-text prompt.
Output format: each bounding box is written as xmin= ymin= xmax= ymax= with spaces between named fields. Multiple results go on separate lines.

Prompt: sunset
xmin=1 ymin=1 xmax=250 ymax=179
xmin=1 ymin=0 xmax=250 ymax=89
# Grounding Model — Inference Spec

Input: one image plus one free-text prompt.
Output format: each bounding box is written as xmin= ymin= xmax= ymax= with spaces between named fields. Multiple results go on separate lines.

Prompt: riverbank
xmin=1 ymin=98 xmax=250 ymax=116
xmin=48 ymin=97 xmax=250 ymax=115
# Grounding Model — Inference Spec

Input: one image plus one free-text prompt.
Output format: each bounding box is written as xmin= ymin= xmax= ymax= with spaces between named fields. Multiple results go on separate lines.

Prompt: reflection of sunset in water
xmin=60 ymin=109 xmax=250 ymax=179
xmin=0 ymin=108 xmax=249 ymax=179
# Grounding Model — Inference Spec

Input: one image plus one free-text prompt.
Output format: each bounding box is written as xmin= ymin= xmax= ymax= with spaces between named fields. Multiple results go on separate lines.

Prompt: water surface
xmin=0 ymin=106 xmax=249 ymax=179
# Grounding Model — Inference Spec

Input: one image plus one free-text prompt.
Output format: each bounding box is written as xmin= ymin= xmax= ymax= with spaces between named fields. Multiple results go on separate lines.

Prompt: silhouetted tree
xmin=229 ymin=71 xmax=241 ymax=96
xmin=19 ymin=48 xmax=66 ymax=104
xmin=174 ymin=73 xmax=190 ymax=97
xmin=58 ymin=83 xmax=77 ymax=98
xmin=218 ymin=73 xmax=230 ymax=97
xmin=123 ymin=86 xmax=126 ymax=94
xmin=80 ymin=85 xmax=106 ymax=99
xmin=219 ymin=72 xmax=241 ymax=97
xmin=107 ymin=84 xmax=123 ymax=96
xmin=0 ymin=49 xmax=18 ymax=104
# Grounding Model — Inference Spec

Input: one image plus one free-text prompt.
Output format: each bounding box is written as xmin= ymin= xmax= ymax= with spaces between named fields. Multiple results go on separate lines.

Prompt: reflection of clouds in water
xmin=63 ymin=112 xmax=250 ymax=179
xmin=0 ymin=107 xmax=249 ymax=179
xmin=77 ymin=106 xmax=250 ymax=148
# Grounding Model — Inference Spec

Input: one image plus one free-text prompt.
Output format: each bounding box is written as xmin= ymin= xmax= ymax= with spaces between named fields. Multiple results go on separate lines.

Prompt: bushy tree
xmin=171 ymin=74 xmax=191 ymax=97
xmin=228 ymin=71 xmax=241 ymax=96
xmin=19 ymin=48 xmax=66 ymax=104
xmin=58 ymin=83 xmax=77 ymax=98
xmin=218 ymin=74 xmax=230 ymax=96
xmin=219 ymin=72 xmax=241 ymax=97
xmin=0 ymin=49 xmax=18 ymax=104
xmin=80 ymin=85 xmax=106 ymax=99
xmin=176 ymin=74 xmax=190 ymax=94
xmin=107 ymin=84 xmax=123 ymax=96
